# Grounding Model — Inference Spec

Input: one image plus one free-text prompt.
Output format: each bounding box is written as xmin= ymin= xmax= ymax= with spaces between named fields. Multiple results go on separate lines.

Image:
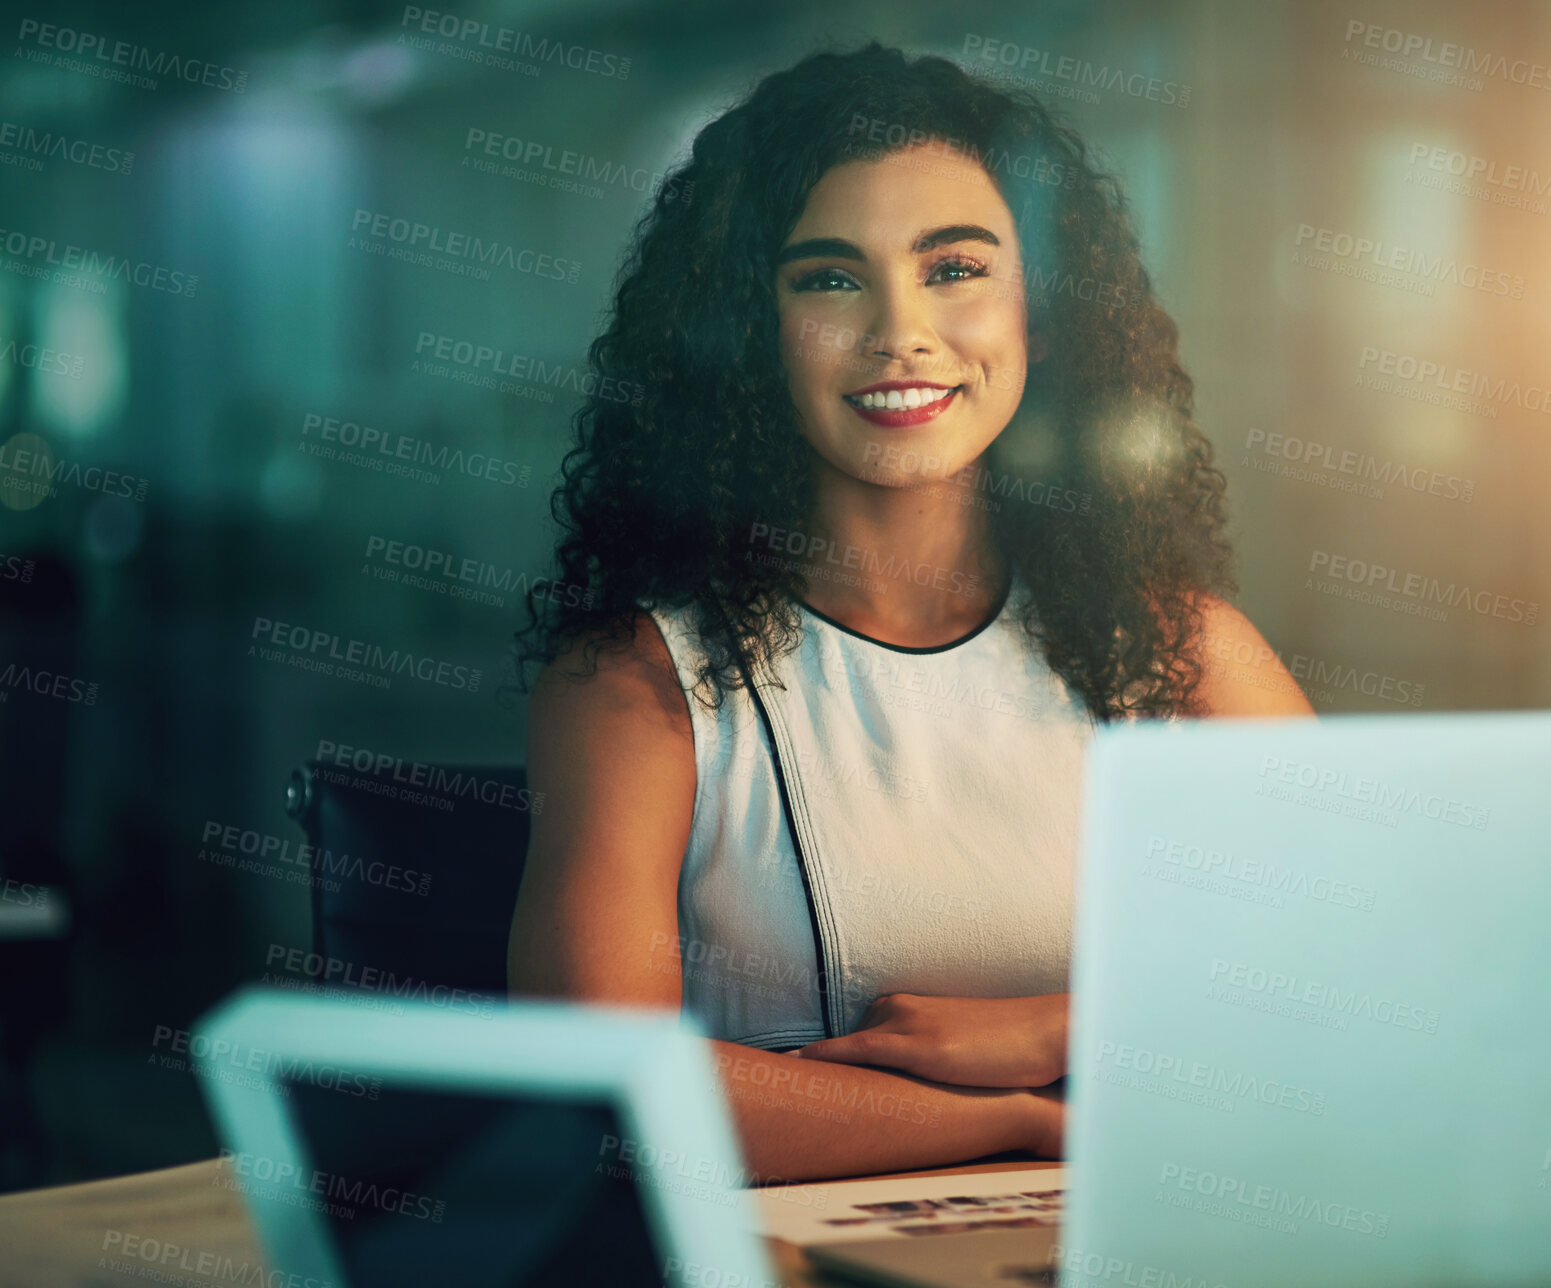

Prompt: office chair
xmin=284 ymin=760 xmax=533 ymax=999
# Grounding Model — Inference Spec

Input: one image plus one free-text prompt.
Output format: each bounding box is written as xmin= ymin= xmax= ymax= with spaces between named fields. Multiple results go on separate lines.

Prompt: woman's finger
xmin=854 ymin=997 xmax=890 ymax=1030
xmin=790 ymin=1029 xmax=913 ymax=1070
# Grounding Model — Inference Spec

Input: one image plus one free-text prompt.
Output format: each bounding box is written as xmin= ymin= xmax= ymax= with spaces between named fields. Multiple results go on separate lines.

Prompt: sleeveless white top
xmin=645 ymin=574 xmax=1101 ymax=1049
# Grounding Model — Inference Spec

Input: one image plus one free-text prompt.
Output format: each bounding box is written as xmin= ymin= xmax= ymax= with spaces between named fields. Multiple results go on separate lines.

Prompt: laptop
xmin=806 ymin=710 xmax=1551 ymax=1287
xmin=191 ymin=989 xmax=779 ymax=1288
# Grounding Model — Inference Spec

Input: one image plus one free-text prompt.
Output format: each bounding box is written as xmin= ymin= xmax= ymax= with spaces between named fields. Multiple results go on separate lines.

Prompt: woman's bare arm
xmin=705 ymin=1040 xmax=1058 ymax=1181
xmin=506 ymin=614 xmax=1059 ymax=1181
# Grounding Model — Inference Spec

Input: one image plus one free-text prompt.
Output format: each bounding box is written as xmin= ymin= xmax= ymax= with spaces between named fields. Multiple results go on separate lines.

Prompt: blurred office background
xmin=0 ymin=0 xmax=1546 ymax=1188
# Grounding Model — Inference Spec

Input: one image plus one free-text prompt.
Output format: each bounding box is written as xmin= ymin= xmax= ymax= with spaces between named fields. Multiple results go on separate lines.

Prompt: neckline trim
xmin=796 ymin=575 xmax=1017 ymax=655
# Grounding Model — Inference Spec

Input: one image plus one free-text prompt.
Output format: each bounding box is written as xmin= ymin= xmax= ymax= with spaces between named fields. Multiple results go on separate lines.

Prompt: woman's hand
xmin=792 ymin=993 xmax=1069 ymax=1089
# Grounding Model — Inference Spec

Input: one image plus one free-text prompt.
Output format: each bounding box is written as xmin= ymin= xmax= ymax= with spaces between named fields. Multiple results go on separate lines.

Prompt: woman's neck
xmin=791 ymin=459 xmax=1010 ymax=650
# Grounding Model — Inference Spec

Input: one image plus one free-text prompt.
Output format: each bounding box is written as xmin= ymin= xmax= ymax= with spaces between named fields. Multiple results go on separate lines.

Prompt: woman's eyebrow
xmin=776 ymin=224 xmax=1001 ymax=266
xmin=776 ymin=237 xmax=862 ymax=266
xmin=913 ymin=223 xmax=1000 ymax=253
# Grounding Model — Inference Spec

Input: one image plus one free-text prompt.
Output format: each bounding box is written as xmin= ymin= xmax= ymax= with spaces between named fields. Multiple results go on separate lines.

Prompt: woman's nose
xmin=861 ymin=282 xmax=937 ymax=363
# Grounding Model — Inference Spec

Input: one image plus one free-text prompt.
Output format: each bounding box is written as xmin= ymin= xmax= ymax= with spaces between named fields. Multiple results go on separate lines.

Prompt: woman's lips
xmin=842 ymin=385 xmax=961 ymax=428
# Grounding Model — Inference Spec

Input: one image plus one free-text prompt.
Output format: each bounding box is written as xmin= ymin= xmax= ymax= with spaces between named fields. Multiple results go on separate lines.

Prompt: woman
xmin=506 ymin=41 xmax=1313 ymax=1183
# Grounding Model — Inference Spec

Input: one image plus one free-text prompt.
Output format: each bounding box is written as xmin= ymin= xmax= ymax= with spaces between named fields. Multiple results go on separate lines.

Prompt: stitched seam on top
xmin=753 ymin=655 xmax=847 ymax=1039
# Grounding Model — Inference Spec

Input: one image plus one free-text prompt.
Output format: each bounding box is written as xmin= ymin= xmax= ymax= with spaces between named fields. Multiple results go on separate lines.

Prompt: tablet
xmin=192 ymin=988 xmax=777 ymax=1288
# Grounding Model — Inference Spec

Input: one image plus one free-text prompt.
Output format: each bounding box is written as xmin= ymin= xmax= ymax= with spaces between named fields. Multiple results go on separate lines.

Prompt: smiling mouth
xmin=841 ymin=383 xmax=963 ymax=427
xmin=842 ymin=384 xmax=962 ymax=411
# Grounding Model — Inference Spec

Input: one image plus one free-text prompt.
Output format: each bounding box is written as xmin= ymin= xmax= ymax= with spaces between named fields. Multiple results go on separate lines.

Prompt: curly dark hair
xmin=509 ymin=39 xmax=1235 ymax=722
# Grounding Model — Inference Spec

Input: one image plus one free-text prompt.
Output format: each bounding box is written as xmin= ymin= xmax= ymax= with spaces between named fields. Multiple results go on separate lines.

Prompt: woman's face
xmin=775 ymin=141 xmax=1030 ymax=488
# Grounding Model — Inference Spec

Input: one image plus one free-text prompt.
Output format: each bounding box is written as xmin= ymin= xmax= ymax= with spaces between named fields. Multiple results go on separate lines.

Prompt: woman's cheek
xmin=781 ymin=308 xmax=819 ymax=368
xmin=955 ymin=290 xmax=1025 ymax=350
xmin=782 ymin=312 xmax=845 ymax=403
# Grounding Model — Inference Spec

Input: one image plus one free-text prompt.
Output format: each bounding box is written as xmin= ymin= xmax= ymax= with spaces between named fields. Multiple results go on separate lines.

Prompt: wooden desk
xmin=0 ymin=1154 xmax=1061 ymax=1288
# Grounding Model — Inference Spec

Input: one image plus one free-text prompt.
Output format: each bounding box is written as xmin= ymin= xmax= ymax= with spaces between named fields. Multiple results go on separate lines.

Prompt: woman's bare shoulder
xmin=527 ymin=610 xmax=695 ymax=768
xmin=1188 ymin=592 xmax=1316 ymax=718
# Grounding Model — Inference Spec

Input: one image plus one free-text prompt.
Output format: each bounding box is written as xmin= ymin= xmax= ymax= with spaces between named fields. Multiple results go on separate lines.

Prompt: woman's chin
xmin=849 ymin=456 xmax=973 ymax=490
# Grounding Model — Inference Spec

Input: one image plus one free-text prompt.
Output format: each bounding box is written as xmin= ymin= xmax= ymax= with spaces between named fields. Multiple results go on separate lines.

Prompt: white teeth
xmin=854 ymin=386 xmax=954 ymax=409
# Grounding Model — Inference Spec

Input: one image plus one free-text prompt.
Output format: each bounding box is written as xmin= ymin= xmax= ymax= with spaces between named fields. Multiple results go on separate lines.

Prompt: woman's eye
xmin=792 ymin=268 xmax=859 ymax=292
xmin=928 ymin=256 xmax=989 ymax=284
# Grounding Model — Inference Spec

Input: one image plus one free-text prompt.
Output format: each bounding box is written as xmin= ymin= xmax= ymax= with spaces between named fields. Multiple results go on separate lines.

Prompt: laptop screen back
xmin=1063 ymin=714 xmax=1551 ymax=1288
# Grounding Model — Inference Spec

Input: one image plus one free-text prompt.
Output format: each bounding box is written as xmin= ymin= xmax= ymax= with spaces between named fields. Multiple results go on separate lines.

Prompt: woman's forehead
xmin=788 ymin=144 xmax=1013 ymax=245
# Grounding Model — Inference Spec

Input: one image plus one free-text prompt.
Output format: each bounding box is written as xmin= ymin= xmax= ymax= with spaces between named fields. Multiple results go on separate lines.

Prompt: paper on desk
xmin=750 ymin=1167 xmax=1066 ymax=1246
